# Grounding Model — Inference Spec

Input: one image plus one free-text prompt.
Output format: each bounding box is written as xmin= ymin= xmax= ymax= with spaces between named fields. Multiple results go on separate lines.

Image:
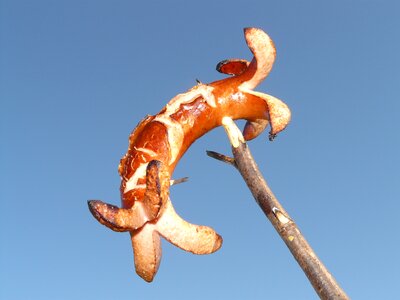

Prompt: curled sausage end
xmin=131 ymin=225 xmax=162 ymax=282
xmin=87 ymin=200 xmax=147 ymax=232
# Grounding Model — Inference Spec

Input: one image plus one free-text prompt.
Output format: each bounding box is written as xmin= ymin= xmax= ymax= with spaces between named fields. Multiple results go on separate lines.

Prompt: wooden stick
xmin=208 ymin=118 xmax=349 ymax=300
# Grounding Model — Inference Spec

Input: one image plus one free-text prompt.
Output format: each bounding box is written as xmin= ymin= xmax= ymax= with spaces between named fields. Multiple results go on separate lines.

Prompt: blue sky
xmin=1 ymin=0 xmax=400 ymax=299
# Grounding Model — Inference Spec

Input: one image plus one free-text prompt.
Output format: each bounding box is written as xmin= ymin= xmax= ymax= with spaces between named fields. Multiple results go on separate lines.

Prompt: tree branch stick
xmin=208 ymin=118 xmax=349 ymax=300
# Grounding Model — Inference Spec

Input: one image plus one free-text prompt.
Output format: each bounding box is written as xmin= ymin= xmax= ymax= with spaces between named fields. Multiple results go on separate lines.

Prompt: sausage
xmin=88 ymin=27 xmax=291 ymax=282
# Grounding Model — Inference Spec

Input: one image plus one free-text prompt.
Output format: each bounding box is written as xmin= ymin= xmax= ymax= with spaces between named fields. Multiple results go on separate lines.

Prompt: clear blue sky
xmin=1 ymin=1 xmax=399 ymax=299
